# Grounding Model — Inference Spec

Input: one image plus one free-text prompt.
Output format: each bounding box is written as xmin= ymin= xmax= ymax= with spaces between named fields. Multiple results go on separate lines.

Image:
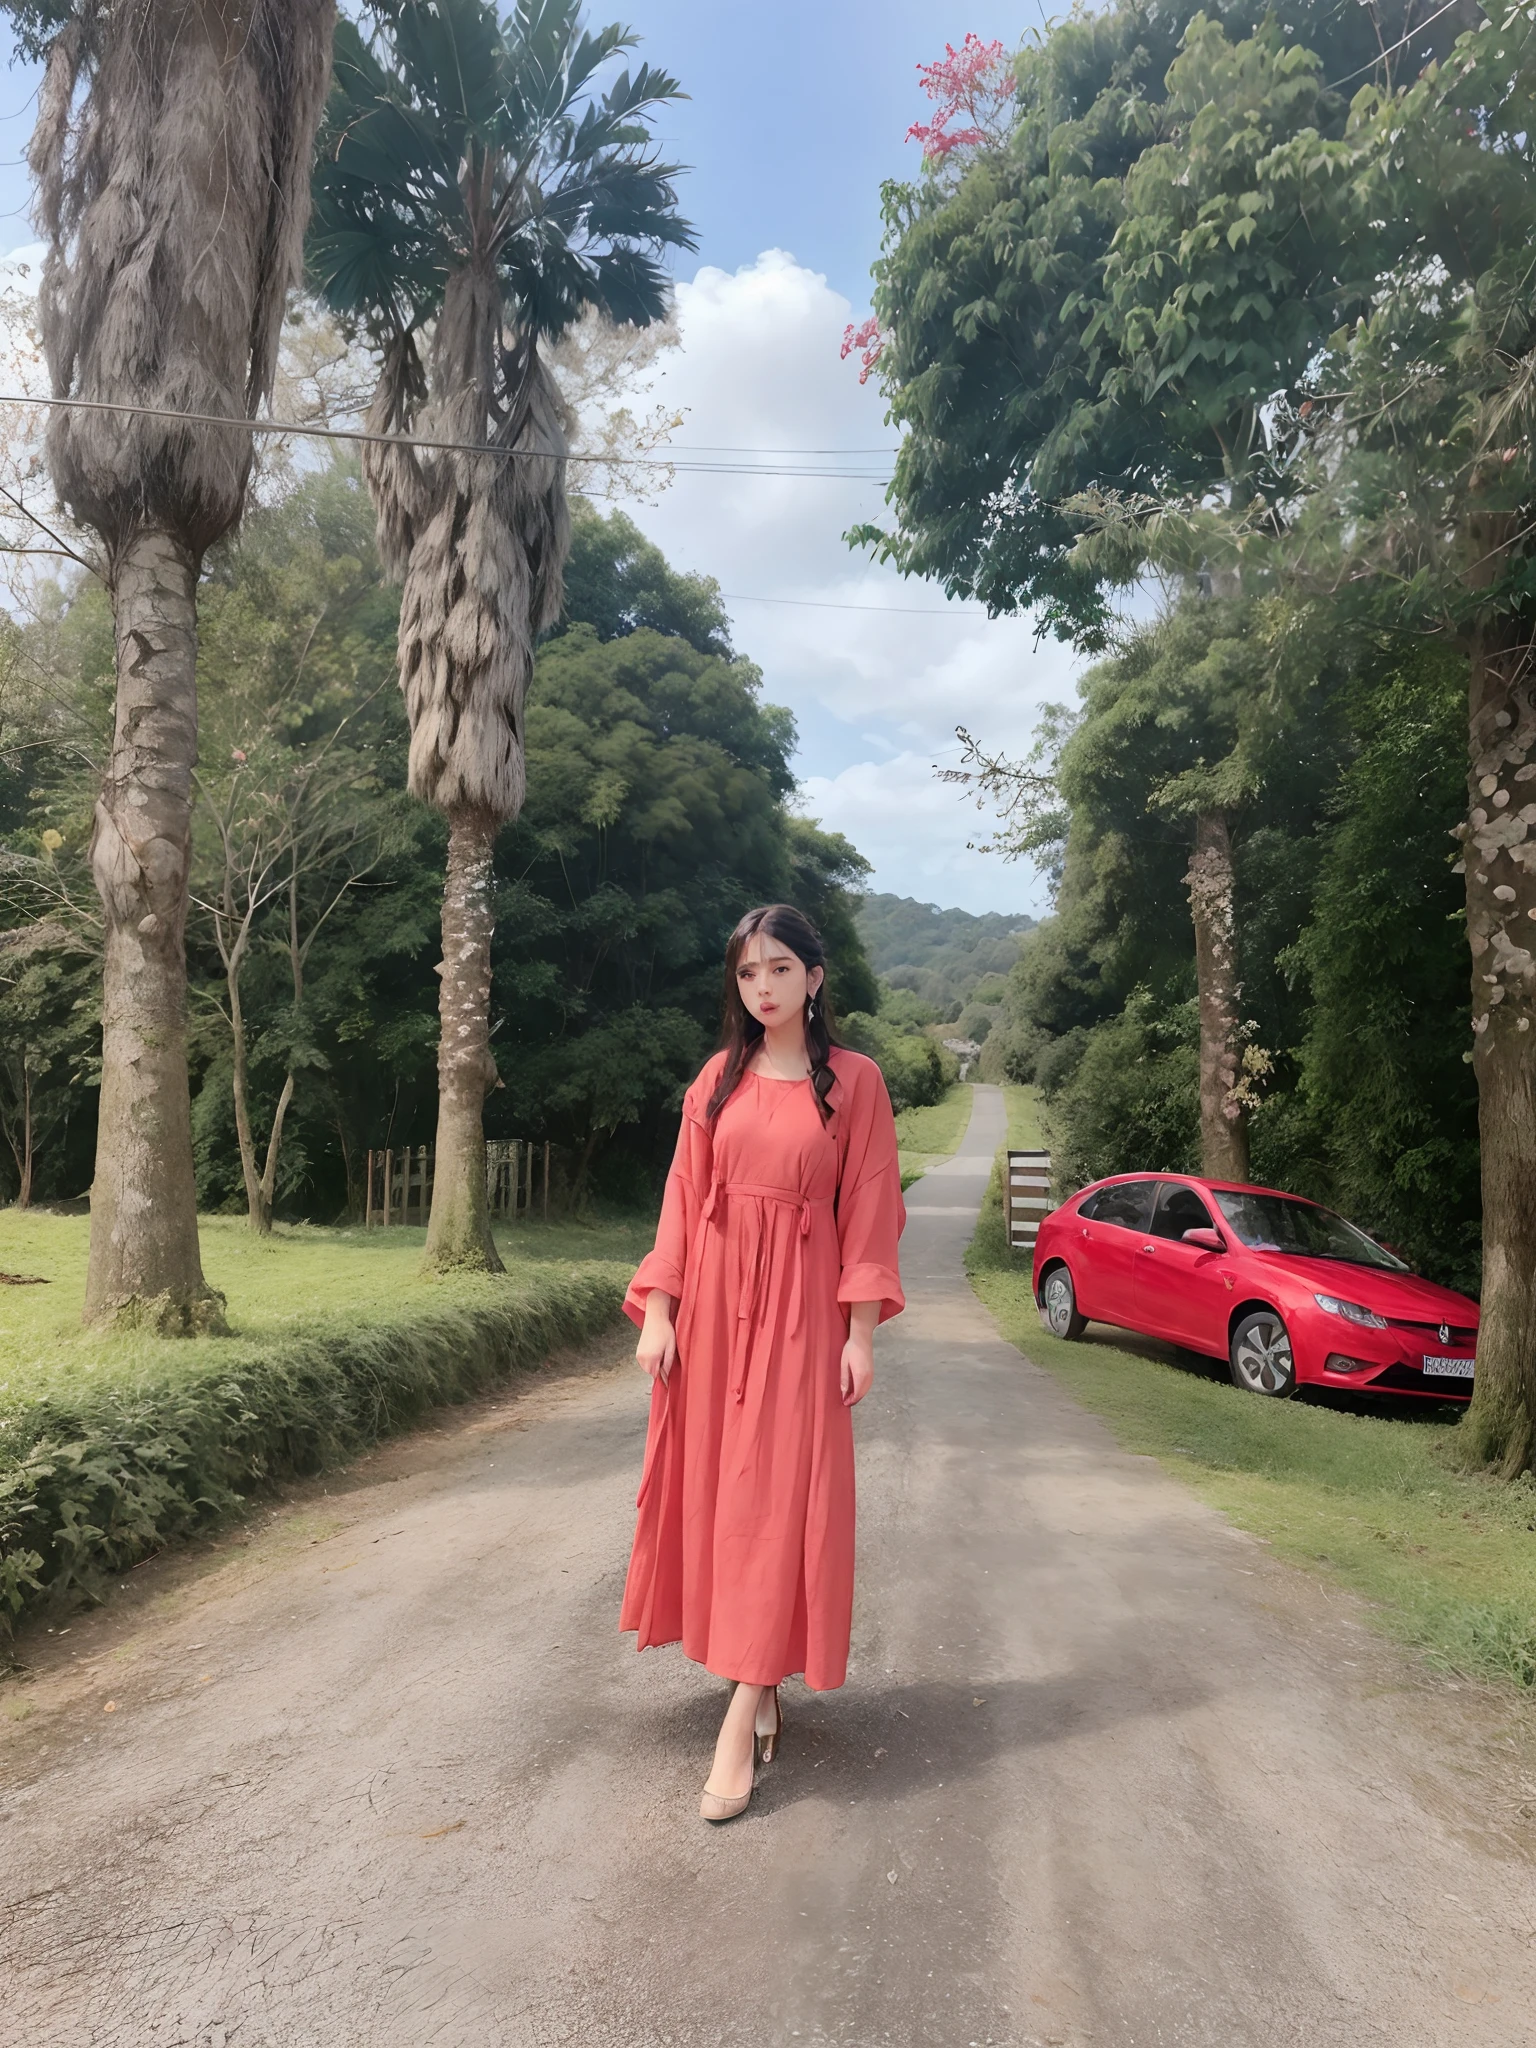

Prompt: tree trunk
xmin=226 ymin=965 xmax=268 ymax=1234
xmin=1457 ymin=623 xmax=1536 ymax=1475
xmin=424 ymin=801 xmax=505 ymax=1272
xmin=17 ymin=1060 xmax=32 ymax=1208
xmin=257 ymin=1073 xmax=296 ymax=1232
xmin=1184 ymin=810 xmax=1249 ymax=1182
xmin=84 ymin=532 xmax=224 ymax=1331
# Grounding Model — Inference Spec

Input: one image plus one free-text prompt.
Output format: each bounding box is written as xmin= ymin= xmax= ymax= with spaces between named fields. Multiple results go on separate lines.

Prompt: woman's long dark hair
xmin=706 ymin=904 xmax=841 ymax=1124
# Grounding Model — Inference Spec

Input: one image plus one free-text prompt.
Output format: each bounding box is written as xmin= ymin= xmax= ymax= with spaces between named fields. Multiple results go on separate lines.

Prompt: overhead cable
xmin=0 ymin=390 xmax=894 ymax=482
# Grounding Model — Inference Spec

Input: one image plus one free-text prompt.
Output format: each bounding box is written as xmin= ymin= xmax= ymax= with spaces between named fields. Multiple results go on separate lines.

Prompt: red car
xmin=1031 ymin=1172 xmax=1480 ymax=1400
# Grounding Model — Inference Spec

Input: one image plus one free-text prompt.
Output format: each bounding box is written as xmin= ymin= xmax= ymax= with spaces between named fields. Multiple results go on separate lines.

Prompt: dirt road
xmin=3 ymin=1084 xmax=1534 ymax=2046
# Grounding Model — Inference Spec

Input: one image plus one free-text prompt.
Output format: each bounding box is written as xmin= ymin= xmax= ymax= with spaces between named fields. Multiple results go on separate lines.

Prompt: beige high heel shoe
xmin=699 ymin=1685 xmax=782 ymax=1822
xmin=755 ymin=1684 xmax=782 ymax=1765
xmin=699 ymin=1781 xmax=753 ymax=1823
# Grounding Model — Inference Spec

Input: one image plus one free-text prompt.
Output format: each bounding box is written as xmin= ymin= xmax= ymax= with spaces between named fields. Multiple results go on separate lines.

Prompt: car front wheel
xmin=1229 ymin=1310 xmax=1296 ymax=1397
xmin=1040 ymin=1263 xmax=1087 ymax=1340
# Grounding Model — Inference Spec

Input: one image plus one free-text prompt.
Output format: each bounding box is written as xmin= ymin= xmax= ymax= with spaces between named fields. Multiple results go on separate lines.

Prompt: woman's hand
xmin=841 ymin=1301 xmax=878 ymax=1407
xmin=637 ymin=1290 xmax=677 ymax=1386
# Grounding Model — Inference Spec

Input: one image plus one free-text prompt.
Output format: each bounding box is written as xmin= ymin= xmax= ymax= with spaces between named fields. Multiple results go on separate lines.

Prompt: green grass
xmin=1001 ymin=1082 xmax=1045 ymax=1152
xmin=0 ymin=1209 xmax=651 ymax=1404
xmin=0 ymin=1209 xmax=649 ymax=1635
xmin=967 ymin=1171 xmax=1536 ymax=1692
xmin=895 ymin=1083 xmax=973 ymax=1187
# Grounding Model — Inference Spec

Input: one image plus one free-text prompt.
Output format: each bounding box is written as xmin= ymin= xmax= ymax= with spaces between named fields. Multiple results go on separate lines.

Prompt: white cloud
xmin=613 ymin=250 xmax=1081 ymax=916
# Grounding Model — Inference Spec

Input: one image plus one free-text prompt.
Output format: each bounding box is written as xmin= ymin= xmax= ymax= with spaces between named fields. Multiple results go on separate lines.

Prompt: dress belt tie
xmin=704 ymin=1180 xmax=834 ymax=1403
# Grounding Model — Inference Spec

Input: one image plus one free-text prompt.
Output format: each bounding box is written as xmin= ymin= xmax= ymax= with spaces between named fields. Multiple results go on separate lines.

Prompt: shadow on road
xmin=636 ymin=1651 xmax=1210 ymax=1818
xmin=1072 ymin=1323 xmax=1466 ymax=1427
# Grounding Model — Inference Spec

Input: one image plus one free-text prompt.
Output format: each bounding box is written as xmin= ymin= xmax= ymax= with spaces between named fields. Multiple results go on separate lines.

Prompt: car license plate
xmin=1422 ymin=1354 xmax=1475 ymax=1378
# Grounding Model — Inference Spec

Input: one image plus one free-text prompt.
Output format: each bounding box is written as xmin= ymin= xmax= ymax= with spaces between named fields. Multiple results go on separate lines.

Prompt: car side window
xmin=1150 ymin=1182 xmax=1216 ymax=1242
xmin=1077 ymin=1189 xmax=1104 ymax=1221
xmin=1088 ymin=1180 xmax=1157 ymax=1231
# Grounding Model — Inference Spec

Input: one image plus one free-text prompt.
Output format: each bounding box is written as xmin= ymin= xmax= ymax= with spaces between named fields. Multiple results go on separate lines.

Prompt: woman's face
xmin=735 ymin=932 xmax=824 ymax=1031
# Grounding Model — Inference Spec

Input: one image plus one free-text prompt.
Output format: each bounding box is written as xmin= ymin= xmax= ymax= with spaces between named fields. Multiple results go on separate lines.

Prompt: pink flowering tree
xmin=841 ymin=315 xmax=885 ymax=384
xmin=843 ymin=35 xmax=1017 ymax=379
xmin=907 ymin=34 xmax=1015 ymax=164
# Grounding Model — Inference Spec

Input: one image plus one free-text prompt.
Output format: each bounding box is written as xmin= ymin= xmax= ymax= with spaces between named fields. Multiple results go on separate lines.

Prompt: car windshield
xmin=1212 ymin=1190 xmax=1406 ymax=1271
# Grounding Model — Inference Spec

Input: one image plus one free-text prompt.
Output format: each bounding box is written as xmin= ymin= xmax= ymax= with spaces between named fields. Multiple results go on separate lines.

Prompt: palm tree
xmin=309 ymin=0 xmax=691 ymax=1270
xmin=18 ymin=0 xmax=334 ymax=1326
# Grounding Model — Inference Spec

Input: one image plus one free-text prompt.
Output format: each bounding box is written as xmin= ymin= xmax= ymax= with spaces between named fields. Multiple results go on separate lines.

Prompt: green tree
xmin=1284 ymin=647 xmax=1479 ymax=1289
xmin=182 ymin=463 xmax=441 ymax=1225
xmin=561 ymin=502 xmax=732 ymax=655
xmin=488 ymin=622 xmax=805 ymax=1181
xmin=854 ymin=3 xmax=1453 ymax=630
xmin=308 ymin=0 xmax=693 ymax=1270
xmin=1267 ymin=6 xmax=1536 ymax=1465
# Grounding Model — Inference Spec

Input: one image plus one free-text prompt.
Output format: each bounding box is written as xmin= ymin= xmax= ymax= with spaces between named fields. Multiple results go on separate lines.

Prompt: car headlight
xmin=1314 ymin=1292 xmax=1388 ymax=1329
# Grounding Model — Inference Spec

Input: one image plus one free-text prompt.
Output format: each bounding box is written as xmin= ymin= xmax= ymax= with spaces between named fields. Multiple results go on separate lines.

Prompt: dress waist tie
xmin=704 ymin=1180 xmax=834 ymax=1403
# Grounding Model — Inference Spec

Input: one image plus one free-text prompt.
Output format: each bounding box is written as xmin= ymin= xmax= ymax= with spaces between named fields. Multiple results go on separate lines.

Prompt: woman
xmin=621 ymin=904 xmax=906 ymax=1822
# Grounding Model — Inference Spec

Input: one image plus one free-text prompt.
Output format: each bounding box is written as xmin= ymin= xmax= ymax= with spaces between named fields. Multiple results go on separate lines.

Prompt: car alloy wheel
xmin=1041 ymin=1264 xmax=1086 ymax=1340
xmin=1229 ymin=1311 xmax=1296 ymax=1397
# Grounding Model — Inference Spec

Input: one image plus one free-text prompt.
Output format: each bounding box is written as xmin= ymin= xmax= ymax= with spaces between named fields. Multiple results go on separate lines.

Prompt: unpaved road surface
xmin=3 ymin=1085 xmax=1535 ymax=2047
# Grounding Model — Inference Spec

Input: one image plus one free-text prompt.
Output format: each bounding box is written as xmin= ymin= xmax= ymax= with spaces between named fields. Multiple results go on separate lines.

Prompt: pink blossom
xmin=841 ymin=315 xmax=885 ymax=384
xmin=906 ymin=33 xmax=1013 ymax=166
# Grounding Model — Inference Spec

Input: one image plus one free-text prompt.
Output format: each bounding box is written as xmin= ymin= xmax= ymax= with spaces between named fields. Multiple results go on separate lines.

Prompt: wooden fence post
xmin=1006 ymin=1149 xmax=1052 ymax=1254
xmin=543 ymin=1139 xmax=550 ymax=1220
xmin=382 ymin=1148 xmax=393 ymax=1225
xmin=365 ymin=1149 xmax=374 ymax=1229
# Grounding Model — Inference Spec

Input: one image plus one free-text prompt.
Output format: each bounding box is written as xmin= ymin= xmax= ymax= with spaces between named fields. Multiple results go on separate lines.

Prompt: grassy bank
xmin=1001 ymin=1082 xmax=1045 ymax=1152
xmin=967 ymin=1172 xmax=1536 ymax=1691
xmin=895 ymin=1083 xmax=973 ymax=1187
xmin=0 ymin=1211 xmax=648 ymax=1634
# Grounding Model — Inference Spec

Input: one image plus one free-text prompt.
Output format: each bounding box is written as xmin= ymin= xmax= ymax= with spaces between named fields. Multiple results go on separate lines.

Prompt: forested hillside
xmin=854 ymin=893 xmax=1035 ymax=1016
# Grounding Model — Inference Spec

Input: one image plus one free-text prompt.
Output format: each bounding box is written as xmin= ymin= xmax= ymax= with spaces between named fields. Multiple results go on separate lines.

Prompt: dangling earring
xmin=807 ymin=997 xmax=817 ymax=1023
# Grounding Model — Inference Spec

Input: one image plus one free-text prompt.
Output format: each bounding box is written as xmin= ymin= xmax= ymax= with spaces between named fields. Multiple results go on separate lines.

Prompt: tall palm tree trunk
xmin=425 ymin=801 xmax=504 ymax=1270
xmin=1458 ymin=620 xmax=1536 ymax=1475
xmin=85 ymin=530 xmax=220 ymax=1327
xmin=362 ymin=270 xmax=569 ymax=1274
xmin=29 ymin=1 xmax=333 ymax=1323
xmin=1185 ymin=810 xmax=1249 ymax=1182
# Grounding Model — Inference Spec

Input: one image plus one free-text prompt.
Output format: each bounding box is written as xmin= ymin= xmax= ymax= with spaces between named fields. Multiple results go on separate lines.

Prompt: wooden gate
xmin=363 ymin=1139 xmax=552 ymax=1226
xmin=485 ymin=1139 xmax=551 ymax=1220
xmin=363 ymin=1144 xmax=433 ymax=1227
xmin=1006 ymin=1149 xmax=1052 ymax=1254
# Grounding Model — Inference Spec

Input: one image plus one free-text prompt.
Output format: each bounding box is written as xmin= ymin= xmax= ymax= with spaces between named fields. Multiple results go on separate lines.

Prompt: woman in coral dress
xmin=621 ymin=903 xmax=905 ymax=1822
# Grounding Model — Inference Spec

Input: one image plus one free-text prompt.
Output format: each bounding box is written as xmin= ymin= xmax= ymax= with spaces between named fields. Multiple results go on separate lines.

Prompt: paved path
xmin=3 ymin=1084 xmax=1535 ymax=2046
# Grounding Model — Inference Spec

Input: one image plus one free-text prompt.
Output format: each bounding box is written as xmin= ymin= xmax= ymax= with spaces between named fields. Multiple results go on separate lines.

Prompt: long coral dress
xmin=620 ymin=1046 xmax=905 ymax=1691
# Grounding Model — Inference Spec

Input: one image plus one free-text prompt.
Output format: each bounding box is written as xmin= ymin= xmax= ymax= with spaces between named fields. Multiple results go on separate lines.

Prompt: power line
xmin=674 ymin=444 xmax=901 ymax=457
xmin=0 ymin=389 xmax=896 ymax=482
xmin=1326 ymin=0 xmax=1464 ymax=92
xmin=720 ymin=590 xmax=993 ymax=618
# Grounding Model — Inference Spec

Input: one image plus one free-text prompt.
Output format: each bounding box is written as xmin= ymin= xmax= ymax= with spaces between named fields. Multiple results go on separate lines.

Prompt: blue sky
xmin=0 ymin=3 xmax=1031 ymax=284
xmin=0 ymin=8 xmax=1064 ymax=917
xmin=603 ymin=1 xmax=1035 ymax=304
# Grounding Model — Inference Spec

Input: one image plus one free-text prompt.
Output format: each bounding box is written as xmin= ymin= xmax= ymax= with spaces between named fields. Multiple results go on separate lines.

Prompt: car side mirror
xmin=1182 ymin=1227 xmax=1225 ymax=1252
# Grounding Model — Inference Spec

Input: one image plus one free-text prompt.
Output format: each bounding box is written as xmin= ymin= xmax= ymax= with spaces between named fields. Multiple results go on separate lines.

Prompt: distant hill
xmin=854 ymin=894 xmax=1036 ymax=1017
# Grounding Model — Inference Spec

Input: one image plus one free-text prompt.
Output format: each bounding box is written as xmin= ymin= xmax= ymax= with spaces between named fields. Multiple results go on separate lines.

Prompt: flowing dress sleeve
xmin=623 ymin=1061 xmax=718 ymax=1327
xmin=834 ymin=1055 xmax=906 ymax=1324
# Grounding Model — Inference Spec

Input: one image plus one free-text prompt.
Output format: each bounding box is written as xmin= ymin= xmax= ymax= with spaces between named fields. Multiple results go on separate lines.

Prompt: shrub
xmin=1044 ymin=995 xmax=1199 ymax=1188
xmin=0 ymin=1264 xmax=625 ymax=1636
xmin=840 ymin=1011 xmax=953 ymax=1111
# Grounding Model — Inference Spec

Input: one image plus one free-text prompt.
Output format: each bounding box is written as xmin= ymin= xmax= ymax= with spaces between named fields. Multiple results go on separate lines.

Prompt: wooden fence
xmin=1006 ymin=1149 xmax=1052 ymax=1254
xmin=364 ymin=1139 xmax=553 ymax=1228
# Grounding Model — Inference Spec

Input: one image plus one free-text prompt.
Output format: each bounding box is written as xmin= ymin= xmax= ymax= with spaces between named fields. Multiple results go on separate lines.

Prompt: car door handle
xmin=1140 ymin=1243 xmax=1156 ymax=1254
